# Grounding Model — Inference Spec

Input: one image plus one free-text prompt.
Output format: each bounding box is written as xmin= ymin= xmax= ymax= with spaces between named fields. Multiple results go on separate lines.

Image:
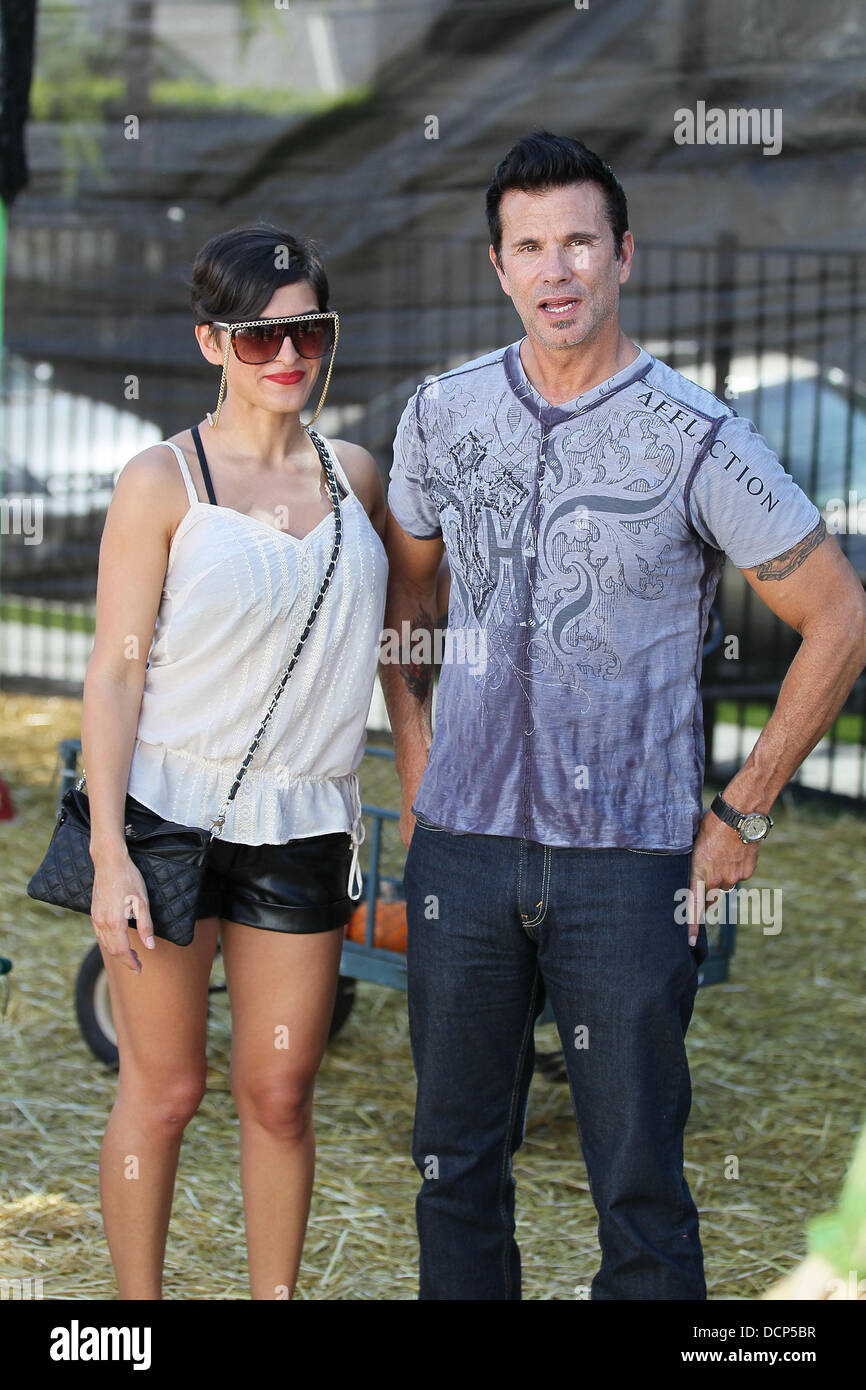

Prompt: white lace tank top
xmin=125 ymin=432 xmax=388 ymax=900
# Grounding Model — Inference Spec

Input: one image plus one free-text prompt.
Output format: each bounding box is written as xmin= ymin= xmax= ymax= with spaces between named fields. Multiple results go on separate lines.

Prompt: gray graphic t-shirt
xmin=387 ymin=339 xmax=820 ymax=849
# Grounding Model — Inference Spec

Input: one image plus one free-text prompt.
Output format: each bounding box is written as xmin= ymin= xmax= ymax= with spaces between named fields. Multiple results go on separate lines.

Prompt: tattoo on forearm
xmin=401 ymin=604 xmax=435 ymax=702
xmin=754 ymin=518 xmax=827 ymax=581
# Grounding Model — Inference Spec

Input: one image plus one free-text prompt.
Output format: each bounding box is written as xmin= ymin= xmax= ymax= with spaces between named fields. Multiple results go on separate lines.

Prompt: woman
xmin=83 ymin=223 xmax=387 ymax=1299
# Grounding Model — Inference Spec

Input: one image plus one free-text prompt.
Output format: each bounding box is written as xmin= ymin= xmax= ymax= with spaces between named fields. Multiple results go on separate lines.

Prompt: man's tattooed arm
xmin=401 ymin=603 xmax=436 ymax=702
xmin=724 ymin=515 xmax=866 ymax=820
xmin=754 ymin=518 xmax=827 ymax=581
xmin=379 ymin=519 xmax=444 ymax=846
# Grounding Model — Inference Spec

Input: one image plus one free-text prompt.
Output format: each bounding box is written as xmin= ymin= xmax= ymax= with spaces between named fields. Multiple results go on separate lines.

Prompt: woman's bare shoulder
xmin=116 ymin=438 xmax=190 ymax=486
xmin=109 ymin=439 xmax=196 ymax=543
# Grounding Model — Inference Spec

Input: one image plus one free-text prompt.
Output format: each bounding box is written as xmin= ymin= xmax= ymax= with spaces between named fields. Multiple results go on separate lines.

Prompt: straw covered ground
xmin=0 ymin=691 xmax=864 ymax=1300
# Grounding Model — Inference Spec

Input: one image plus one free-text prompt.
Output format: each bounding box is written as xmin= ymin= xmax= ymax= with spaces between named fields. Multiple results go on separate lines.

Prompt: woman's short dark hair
xmin=486 ymin=131 xmax=629 ymax=263
xmin=188 ymin=222 xmax=330 ymax=328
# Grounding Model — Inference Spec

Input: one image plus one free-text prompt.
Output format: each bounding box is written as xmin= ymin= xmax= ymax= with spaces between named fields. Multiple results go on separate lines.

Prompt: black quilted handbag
xmin=26 ymin=428 xmax=343 ymax=947
xmin=27 ymin=793 xmax=211 ymax=946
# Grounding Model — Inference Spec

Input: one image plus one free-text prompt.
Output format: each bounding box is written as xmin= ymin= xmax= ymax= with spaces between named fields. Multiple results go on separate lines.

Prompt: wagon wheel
xmin=0 ymin=955 xmax=13 ymax=1016
xmin=75 ymin=943 xmax=119 ymax=1068
xmin=329 ymin=975 xmax=356 ymax=1039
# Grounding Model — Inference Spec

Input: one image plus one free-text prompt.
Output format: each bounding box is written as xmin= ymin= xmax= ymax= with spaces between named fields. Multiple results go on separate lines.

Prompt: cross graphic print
xmin=434 ymin=429 xmax=531 ymax=620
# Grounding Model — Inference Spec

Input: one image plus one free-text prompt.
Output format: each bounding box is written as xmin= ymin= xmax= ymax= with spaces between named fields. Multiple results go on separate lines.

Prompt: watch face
xmin=740 ymin=814 xmax=769 ymax=842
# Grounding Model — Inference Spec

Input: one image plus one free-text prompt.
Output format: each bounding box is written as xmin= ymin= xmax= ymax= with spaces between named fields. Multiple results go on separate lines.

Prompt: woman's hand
xmin=90 ymin=851 xmax=156 ymax=973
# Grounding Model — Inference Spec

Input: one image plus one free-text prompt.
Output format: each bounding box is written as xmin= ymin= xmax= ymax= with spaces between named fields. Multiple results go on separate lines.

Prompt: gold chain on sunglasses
xmin=206 ymin=312 xmax=340 ymax=429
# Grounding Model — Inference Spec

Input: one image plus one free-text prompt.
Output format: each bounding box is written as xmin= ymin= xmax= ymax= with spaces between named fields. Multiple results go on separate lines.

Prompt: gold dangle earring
xmin=302 ymin=315 xmax=340 ymax=430
xmin=206 ymin=327 xmax=232 ymax=428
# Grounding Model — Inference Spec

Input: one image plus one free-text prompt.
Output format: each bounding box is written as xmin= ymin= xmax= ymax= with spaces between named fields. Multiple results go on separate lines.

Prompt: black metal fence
xmin=2 ymin=222 xmax=865 ymax=801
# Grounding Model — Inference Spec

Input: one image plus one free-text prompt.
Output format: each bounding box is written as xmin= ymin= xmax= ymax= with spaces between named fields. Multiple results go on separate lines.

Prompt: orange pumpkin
xmin=344 ymin=899 xmax=408 ymax=953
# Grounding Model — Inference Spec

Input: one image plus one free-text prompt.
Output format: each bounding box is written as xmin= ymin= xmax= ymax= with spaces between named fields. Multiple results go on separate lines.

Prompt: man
xmin=379 ymin=130 xmax=866 ymax=1300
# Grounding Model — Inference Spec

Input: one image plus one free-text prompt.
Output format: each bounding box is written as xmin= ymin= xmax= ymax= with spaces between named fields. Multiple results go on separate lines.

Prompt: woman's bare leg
xmin=219 ymin=920 xmax=343 ymax=1300
xmin=98 ymin=916 xmax=220 ymax=1298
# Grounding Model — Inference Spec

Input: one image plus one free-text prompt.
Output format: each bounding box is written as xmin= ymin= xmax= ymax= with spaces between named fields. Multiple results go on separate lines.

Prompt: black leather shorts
xmin=126 ymin=796 xmax=355 ymax=934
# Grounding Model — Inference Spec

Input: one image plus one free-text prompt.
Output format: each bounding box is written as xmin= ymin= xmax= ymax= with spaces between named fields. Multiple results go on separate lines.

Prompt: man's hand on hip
xmin=687 ymin=810 xmax=760 ymax=947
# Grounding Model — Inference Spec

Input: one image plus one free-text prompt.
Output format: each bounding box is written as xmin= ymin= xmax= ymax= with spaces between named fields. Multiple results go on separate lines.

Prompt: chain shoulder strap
xmin=77 ymin=427 xmax=344 ymax=839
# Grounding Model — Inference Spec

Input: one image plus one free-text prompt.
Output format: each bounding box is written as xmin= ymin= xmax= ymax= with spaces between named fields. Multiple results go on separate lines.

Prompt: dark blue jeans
xmin=403 ymin=819 xmax=708 ymax=1301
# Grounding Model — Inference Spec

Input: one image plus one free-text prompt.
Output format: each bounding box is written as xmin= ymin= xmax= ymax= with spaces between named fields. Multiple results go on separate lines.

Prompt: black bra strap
xmin=190 ymin=423 xmax=218 ymax=505
xmin=190 ymin=422 xmax=349 ymax=506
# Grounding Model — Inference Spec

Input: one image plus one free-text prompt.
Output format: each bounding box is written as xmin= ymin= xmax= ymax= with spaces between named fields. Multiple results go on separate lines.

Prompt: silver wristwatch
xmin=710 ymin=793 xmax=774 ymax=844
